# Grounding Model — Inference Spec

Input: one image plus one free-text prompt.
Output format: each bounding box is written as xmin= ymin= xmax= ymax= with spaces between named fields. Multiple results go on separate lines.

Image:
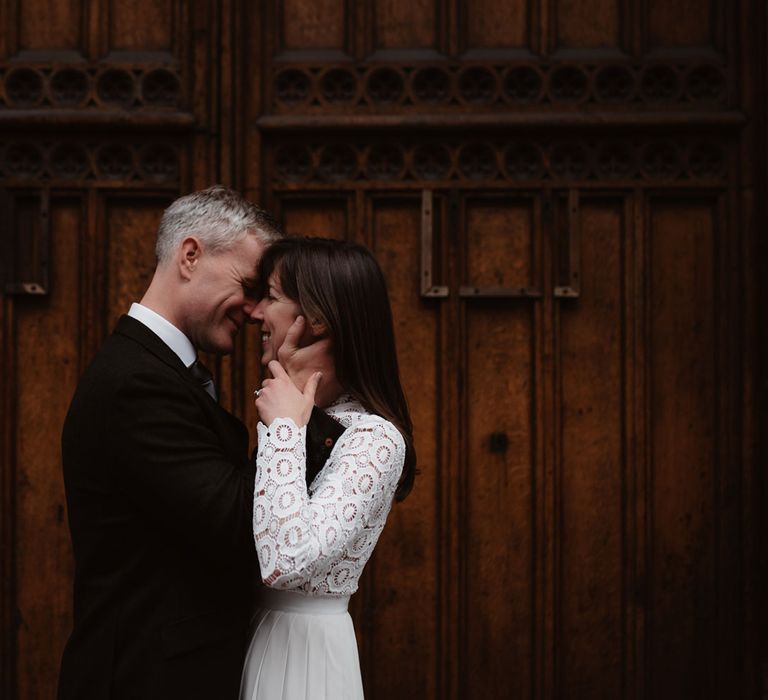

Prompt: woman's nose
xmin=245 ymin=297 xmax=266 ymax=323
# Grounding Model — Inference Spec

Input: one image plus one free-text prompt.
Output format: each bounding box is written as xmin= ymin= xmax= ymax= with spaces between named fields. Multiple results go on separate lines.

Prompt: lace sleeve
xmin=253 ymin=415 xmax=405 ymax=593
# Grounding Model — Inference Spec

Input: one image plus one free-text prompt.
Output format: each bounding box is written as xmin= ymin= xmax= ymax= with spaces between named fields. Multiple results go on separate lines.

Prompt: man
xmin=58 ymin=186 xmax=343 ymax=699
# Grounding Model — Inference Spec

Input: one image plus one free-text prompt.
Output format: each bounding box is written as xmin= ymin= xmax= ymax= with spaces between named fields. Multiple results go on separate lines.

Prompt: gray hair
xmin=155 ymin=185 xmax=282 ymax=264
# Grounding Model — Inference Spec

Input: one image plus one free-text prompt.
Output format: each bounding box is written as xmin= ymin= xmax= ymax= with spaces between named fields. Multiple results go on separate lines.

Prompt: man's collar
xmin=127 ymin=302 xmax=196 ymax=367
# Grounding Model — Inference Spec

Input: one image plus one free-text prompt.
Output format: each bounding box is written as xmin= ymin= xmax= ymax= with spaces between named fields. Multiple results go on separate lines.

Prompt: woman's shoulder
xmin=327 ymin=396 xmax=405 ymax=454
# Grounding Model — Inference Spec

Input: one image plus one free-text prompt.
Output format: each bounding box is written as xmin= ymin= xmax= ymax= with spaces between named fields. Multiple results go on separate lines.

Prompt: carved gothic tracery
xmin=270 ymin=61 xmax=728 ymax=110
xmin=0 ymin=64 xmax=183 ymax=110
xmin=270 ymin=138 xmax=727 ymax=185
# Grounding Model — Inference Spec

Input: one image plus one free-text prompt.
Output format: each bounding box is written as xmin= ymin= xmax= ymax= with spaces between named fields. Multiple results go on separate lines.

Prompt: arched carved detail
xmin=458 ymin=66 xmax=496 ymax=104
xmin=458 ymin=142 xmax=498 ymax=180
xmin=549 ymin=142 xmax=589 ymax=178
xmin=685 ymin=65 xmax=726 ymax=102
xmin=4 ymin=143 xmax=44 ymax=177
xmin=412 ymin=143 xmax=452 ymax=180
xmin=549 ymin=66 xmax=588 ymax=102
xmin=412 ymin=67 xmax=451 ymax=104
xmin=95 ymin=143 xmax=135 ymax=178
xmin=275 ymin=69 xmax=312 ymax=105
xmin=640 ymin=65 xmax=680 ymax=101
xmin=50 ymin=143 xmax=90 ymax=178
xmin=366 ymin=143 xmax=406 ymax=180
xmin=595 ymin=141 xmax=636 ymax=179
xmin=503 ymin=66 xmax=543 ymax=103
xmin=366 ymin=67 xmax=405 ymax=104
xmin=5 ymin=68 xmax=44 ymax=107
xmin=50 ymin=68 xmax=90 ymax=106
xmin=274 ymin=144 xmax=314 ymax=182
xmin=318 ymin=144 xmax=358 ymax=181
xmin=687 ymin=142 xmax=725 ymax=177
xmin=595 ymin=66 xmax=634 ymax=102
xmin=320 ymin=68 xmax=357 ymax=104
xmin=503 ymin=142 xmax=544 ymax=180
xmin=642 ymin=141 xmax=682 ymax=178
xmin=141 ymin=69 xmax=181 ymax=107
xmin=139 ymin=144 xmax=179 ymax=182
xmin=96 ymin=69 xmax=136 ymax=106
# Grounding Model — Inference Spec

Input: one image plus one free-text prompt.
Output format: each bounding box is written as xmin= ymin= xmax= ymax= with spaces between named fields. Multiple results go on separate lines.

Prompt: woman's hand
xmin=255 ymin=360 xmax=322 ymax=427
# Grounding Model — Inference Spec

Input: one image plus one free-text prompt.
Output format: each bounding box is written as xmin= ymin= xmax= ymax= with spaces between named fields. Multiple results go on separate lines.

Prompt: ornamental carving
xmin=271 ymin=61 xmax=727 ymax=111
xmin=0 ymin=64 xmax=183 ymax=110
xmin=0 ymin=140 xmax=180 ymax=185
xmin=270 ymin=138 xmax=727 ymax=185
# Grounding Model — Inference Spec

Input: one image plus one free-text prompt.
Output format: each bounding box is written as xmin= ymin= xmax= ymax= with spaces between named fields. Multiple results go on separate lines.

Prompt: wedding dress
xmin=240 ymin=396 xmax=405 ymax=700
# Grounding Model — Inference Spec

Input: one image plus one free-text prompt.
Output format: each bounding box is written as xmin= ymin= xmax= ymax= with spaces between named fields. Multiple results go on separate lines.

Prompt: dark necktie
xmin=189 ymin=359 xmax=218 ymax=401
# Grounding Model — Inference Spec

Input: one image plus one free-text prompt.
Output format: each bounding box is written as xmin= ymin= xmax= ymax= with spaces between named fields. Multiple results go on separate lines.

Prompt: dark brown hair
xmin=258 ymin=237 xmax=415 ymax=501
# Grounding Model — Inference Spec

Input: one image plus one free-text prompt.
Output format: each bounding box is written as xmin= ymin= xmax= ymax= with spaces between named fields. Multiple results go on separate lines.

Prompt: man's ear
xmin=179 ymin=237 xmax=202 ymax=280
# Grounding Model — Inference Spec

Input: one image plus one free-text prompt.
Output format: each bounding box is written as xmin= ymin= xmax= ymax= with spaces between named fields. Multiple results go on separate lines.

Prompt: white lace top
xmin=253 ymin=396 xmax=405 ymax=596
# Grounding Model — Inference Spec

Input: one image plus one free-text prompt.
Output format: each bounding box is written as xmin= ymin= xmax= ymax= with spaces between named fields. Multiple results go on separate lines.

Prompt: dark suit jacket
xmin=58 ymin=315 xmax=343 ymax=700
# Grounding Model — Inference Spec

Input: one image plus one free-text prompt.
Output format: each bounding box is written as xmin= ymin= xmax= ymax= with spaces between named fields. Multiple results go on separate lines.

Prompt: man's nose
xmin=244 ymin=298 xmax=265 ymax=323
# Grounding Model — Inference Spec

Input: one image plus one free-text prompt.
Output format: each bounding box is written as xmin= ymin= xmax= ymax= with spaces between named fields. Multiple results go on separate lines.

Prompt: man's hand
xmin=277 ymin=316 xmax=337 ymax=403
xmin=255 ymin=361 xmax=321 ymax=427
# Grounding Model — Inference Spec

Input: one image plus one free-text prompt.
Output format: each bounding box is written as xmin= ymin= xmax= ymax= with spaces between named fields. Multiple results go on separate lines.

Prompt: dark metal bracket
xmin=1 ymin=188 xmax=51 ymax=296
xmin=554 ymin=189 xmax=581 ymax=299
xmin=420 ymin=189 xmax=449 ymax=298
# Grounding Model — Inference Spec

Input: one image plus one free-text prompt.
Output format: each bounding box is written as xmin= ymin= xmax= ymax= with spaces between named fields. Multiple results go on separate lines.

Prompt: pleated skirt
xmin=239 ymin=588 xmax=364 ymax=700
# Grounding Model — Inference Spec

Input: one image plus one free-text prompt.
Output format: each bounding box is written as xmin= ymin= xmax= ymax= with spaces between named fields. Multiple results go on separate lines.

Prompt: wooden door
xmin=1 ymin=1 xmax=762 ymax=699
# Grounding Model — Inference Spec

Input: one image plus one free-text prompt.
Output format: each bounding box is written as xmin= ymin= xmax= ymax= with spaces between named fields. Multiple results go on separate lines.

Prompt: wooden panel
xmin=360 ymin=196 xmax=440 ymax=699
xmin=18 ymin=0 xmax=83 ymax=52
xmin=465 ymin=195 xmax=536 ymax=289
xmin=558 ymin=196 xmax=626 ymax=697
xmin=280 ymin=0 xmax=346 ymax=51
xmin=14 ymin=198 xmax=80 ymax=699
xmin=109 ymin=0 xmax=174 ymax=52
xmin=104 ymin=197 xmax=166 ymax=332
xmin=279 ymin=197 xmax=349 ymax=239
xmin=647 ymin=0 xmax=711 ymax=48
xmin=373 ymin=0 xmax=438 ymax=51
xmin=464 ymin=300 xmax=536 ymax=698
xmin=556 ymin=0 xmax=620 ymax=50
xmin=465 ymin=0 xmax=529 ymax=51
xmin=648 ymin=198 xmax=717 ymax=698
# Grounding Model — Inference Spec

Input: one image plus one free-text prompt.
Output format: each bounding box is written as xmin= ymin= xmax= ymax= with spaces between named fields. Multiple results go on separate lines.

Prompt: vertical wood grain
xmin=461 ymin=193 xmax=539 ymax=698
xmin=17 ymin=0 xmax=84 ymax=52
xmin=108 ymin=0 xmax=174 ymax=52
xmin=463 ymin=0 xmax=530 ymax=52
xmin=360 ymin=196 xmax=441 ymax=699
xmin=555 ymin=0 xmax=620 ymax=50
xmin=14 ymin=198 xmax=81 ymax=699
xmin=279 ymin=0 xmax=347 ymax=52
xmin=373 ymin=0 xmax=439 ymax=51
xmin=646 ymin=0 xmax=712 ymax=49
xmin=648 ymin=197 xmax=718 ymax=699
xmin=103 ymin=197 xmax=167 ymax=333
xmin=557 ymin=196 xmax=627 ymax=698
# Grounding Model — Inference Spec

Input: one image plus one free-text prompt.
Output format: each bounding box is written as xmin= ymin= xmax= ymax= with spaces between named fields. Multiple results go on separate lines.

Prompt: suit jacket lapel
xmin=114 ymin=315 xmax=250 ymax=454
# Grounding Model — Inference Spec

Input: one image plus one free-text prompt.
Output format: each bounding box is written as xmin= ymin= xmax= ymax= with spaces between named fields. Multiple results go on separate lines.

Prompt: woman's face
xmin=252 ymin=271 xmax=302 ymax=366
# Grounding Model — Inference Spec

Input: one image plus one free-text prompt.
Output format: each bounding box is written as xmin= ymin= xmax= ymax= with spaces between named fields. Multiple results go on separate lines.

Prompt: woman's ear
xmin=308 ymin=318 xmax=328 ymax=338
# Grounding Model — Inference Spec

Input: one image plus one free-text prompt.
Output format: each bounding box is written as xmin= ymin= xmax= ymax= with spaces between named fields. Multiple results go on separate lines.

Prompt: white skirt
xmin=239 ymin=588 xmax=364 ymax=700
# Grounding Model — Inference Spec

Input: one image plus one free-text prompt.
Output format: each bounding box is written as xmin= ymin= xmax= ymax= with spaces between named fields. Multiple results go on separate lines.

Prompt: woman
xmin=240 ymin=237 xmax=416 ymax=700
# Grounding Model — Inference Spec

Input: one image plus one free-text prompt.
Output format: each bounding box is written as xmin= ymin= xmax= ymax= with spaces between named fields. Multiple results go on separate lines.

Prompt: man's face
xmin=182 ymin=234 xmax=265 ymax=354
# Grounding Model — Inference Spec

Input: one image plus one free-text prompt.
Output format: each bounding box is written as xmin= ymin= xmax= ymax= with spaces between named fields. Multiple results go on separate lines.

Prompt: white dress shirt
xmin=127 ymin=303 xmax=196 ymax=368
